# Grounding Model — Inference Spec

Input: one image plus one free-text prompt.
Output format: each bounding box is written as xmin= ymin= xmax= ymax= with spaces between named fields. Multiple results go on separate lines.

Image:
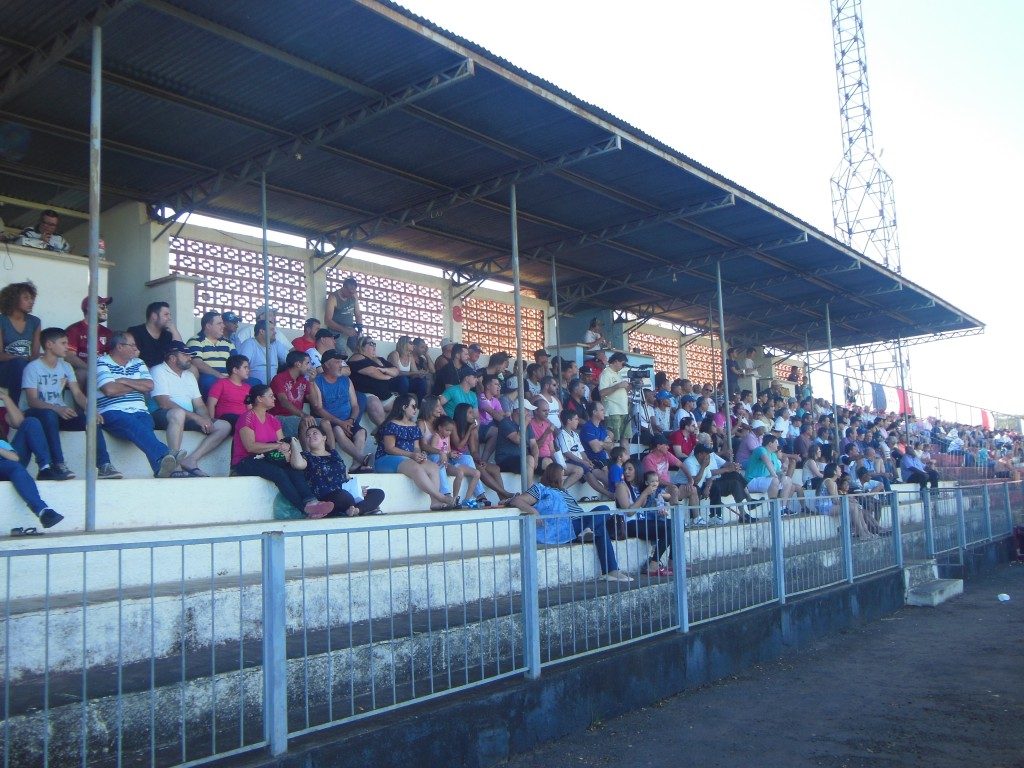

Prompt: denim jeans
xmin=235 ymin=456 xmax=316 ymax=510
xmin=393 ymin=374 xmax=428 ymax=400
xmin=100 ymin=410 xmax=169 ymax=474
xmin=10 ymin=416 xmax=51 ymax=468
xmin=25 ymin=408 xmax=111 ymax=467
xmin=572 ymin=507 xmax=619 ymax=574
xmin=0 ymin=357 xmax=28 ymax=406
xmin=0 ymin=456 xmax=47 ymax=514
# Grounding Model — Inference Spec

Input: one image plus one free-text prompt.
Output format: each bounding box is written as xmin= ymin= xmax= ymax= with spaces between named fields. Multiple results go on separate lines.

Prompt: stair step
xmin=905 ymin=578 xmax=963 ymax=607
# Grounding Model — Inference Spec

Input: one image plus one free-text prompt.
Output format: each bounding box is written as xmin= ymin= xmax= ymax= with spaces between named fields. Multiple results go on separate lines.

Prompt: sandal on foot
xmin=10 ymin=527 xmax=42 ymax=537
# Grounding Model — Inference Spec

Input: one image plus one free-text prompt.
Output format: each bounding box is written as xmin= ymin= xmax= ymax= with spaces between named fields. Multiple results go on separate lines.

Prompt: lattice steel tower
xmin=829 ymin=0 xmax=901 ymax=273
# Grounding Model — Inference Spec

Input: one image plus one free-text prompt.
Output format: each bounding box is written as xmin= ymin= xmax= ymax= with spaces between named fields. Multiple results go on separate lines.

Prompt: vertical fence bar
xmin=1004 ymin=483 xmax=1013 ymax=536
xmin=889 ymin=491 xmax=903 ymax=569
xmin=671 ymin=504 xmax=689 ymax=633
xmin=955 ymin=488 xmax=967 ymax=557
xmin=85 ymin=24 xmax=102 ymax=531
xmin=839 ymin=495 xmax=854 ymax=583
xmin=922 ymin=492 xmax=936 ymax=559
xmin=261 ymin=532 xmax=288 ymax=756
xmin=519 ymin=516 xmax=541 ymax=680
xmin=982 ymin=485 xmax=993 ymax=542
xmin=769 ymin=499 xmax=786 ymax=604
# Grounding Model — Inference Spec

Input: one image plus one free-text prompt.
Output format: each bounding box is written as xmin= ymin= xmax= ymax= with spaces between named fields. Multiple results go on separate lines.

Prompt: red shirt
xmin=208 ymin=378 xmax=250 ymax=418
xmin=65 ymin=320 xmax=111 ymax=361
xmin=270 ymin=371 xmax=310 ymax=416
xmin=292 ymin=337 xmax=315 ymax=352
xmin=669 ymin=430 xmax=696 ymax=458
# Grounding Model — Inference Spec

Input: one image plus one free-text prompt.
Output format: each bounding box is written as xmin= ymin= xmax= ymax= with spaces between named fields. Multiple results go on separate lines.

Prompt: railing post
xmin=671 ymin=504 xmax=689 ymax=633
xmin=769 ymin=498 xmax=786 ymax=605
xmin=982 ymin=485 xmax=992 ymax=541
xmin=261 ymin=532 xmax=288 ymax=756
xmin=922 ymin=491 xmax=936 ymax=559
xmin=519 ymin=515 xmax=541 ymax=679
xmin=839 ymin=495 xmax=854 ymax=584
xmin=955 ymin=487 xmax=967 ymax=557
xmin=1004 ymin=483 xmax=1014 ymax=536
xmin=889 ymin=491 xmax=903 ymax=569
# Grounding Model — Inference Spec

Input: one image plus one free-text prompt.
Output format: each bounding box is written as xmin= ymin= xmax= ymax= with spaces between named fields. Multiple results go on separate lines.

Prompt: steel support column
xmin=510 ymin=185 xmax=530 ymax=494
xmin=896 ymin=333 xmax=909 ymax=446
xmin=825 ymin=303 xmax=839 ymax=456
xmin=551 ymin=254 xmax=562 ymax=358
xmin=84 ymin=25 xmax=102 ymax=531
xmin=261 ymin=171 xmax=271 ymax=381
xmin=716 ymin=261 xmax=732 ymax=452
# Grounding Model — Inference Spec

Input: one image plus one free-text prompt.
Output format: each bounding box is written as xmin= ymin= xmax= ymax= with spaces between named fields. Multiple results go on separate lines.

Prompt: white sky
xmin=394 ymin=0 xmax=1023 ymax=416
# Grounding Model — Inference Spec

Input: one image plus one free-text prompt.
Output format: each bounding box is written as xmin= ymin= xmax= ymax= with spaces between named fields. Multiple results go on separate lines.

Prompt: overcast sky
xmin=396 ymin=0 xmax=1023 ymax=416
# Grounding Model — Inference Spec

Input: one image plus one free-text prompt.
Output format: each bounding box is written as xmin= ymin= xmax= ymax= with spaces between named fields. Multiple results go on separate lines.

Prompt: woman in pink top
xmin=231 ymin=384 xmax=333 ymax=519
xmin=207 ymin=354 xmax=252 ymax=429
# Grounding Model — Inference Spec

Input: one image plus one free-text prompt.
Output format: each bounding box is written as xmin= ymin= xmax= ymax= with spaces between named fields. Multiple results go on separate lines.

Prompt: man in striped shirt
xmin=97 ymin=330 xmax=179 ymax=478
xmin=185 ymin=311 xmax=236 ymax=396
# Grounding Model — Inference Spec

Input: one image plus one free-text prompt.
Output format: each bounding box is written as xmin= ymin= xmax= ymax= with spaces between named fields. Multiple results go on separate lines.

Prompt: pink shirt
xmin=642 ymin=450 xmax=684 ymax=485
xmin=231 ymin=410 xmax=282 ymax=465
xmin=209 ymin=378 xmax=250 ymax=418
xmin=529 ymin=419 xmax=556 ymax=458
xmin=477 ymin=394 xmax=502 ymax=426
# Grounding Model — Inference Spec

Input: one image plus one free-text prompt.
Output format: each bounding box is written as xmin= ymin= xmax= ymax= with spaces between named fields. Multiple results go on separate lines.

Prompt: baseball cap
xmin=511 ymin=399 xmax=536 ymax=411
xmin=321 ymin=349 xmax=347 ymax=364
xmin=164 ymin=340 xmax=192 ymax=357
xmin=502 ymin=375 xmax=519 ymax=392
xmin=81 ymin=296 xmax=112 ymax=312
xmin=467 ymin=343 xmax=483 ymax=353
xmin=255 ymin=304 xmax=277 ymax=318
xmin=221 ymin=311 xmax=241 ymax=324
xmin=440 ymin=337 xmax=454 ymax=348
xmin=752 ymin=420 xmax=770 ymax=431
xmin=656 ymin=389 xmax=672 ymax=401
xmin=457 ymin=367 xmax=478 ymax=381
xmin=315 ymin=328 xmax=339 ymax=340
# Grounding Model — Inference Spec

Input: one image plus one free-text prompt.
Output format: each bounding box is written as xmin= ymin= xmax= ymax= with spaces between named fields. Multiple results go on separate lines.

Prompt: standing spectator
xmin=388 ymin=335 xmax=429 ymax=400
xmin=127 ymin=301 xmax=181 ymax=369
xmin=347 ymin=336 xmax=399 ymax=426
xmin=65 ymin=295 xmax=113 ymax=386
xmin=97 ymin=330 xmax=180 ymax=478
xmin=206 ymin=354 xmax=251 ymax=429
xmin=374 ymin=394 xmax=455 ymax=510
xmin=150 ymin=341 xmax=232 ymax=476
xmin=292 ymin=424 xmax=385 ymax=516
xmin=0 ymin=281 xmax=41 ymax=404
xmin=22 ymin=327 xmax=121 ymax=479
xmin=313 ymin=351 xmax=371 ymax=472
xmin=598 ymin=352 xmax=632 ymax=449
xmin=16 ymin=210 xmax=70 ymax=252
xmin=324 ymin=277 xmax=362 ymax=353
xmin=230 ymin=385 xmax=333 ymax=518
xmin=582 ymin=317 xmax=609 ymax=351
xmin=291 ymin=318 xmax=321 ymax=353
xmin=1 ymin=431 xmax=63 ymax=528
xmin=270 ymin=350 xmax=332 ymax=450
xmin=238 ymin=320 xmax=287 ymax=385
xmin=305 ymin=327 xmax=339 ymax=375
xmin=185 ymin=311 xmax=236 ymax=396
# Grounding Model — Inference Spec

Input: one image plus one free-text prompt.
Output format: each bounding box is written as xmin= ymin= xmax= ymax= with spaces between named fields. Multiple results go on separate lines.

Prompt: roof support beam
xmin=328 ymin=135 xmax=622 ymax=250
xmin=170 ymin=58 xmax=475 ymax=218
xmin=0 ymin=0 xmax=139 ymax=106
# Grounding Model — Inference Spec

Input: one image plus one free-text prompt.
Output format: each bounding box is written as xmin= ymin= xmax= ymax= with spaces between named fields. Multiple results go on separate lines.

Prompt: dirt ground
xmin=502 ymin=563 xmax=1024 ymax=768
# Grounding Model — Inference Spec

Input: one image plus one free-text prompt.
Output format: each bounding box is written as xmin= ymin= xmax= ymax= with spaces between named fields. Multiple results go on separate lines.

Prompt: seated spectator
xmin=150 ymin=340 xmax=232 ymax=477
xmin=270 ymin=350 xmax=332 ymax=450
xmin=22 ymin=327 xmax=121 ymax=479
xmin=347 ymin=336 xmax=400 ymax=426
xmin=127 ymin=301 xmax=181 ymax=369
xmin=324 ymin=277 xmax=362 ymax=353
xmin=476 ymin=374 xmax=505 ymax=464
xmin=230 ymin=385 xmax=333 ymax=518
xmin=313 ymin=351 xmax=371 ymax=472
xmin=735 ymin=420 xmax=763 ymax=466
xmin=1 ymin=432 xmax=63 ymax=529
xmin=558 ymin=359 xmax=579 ymax=403
xmin=651 ymin=391 xmax=673 ymax=435
xmin=374 ymin=394 xmax=455 ymax=510
xmin=238 ymin=320 xmax=288 ymax=385
xmin=613 ymin=463 xmax=674 ymax=576
xmin=65 ymin=295 xmax=113 ymax=386
xmin=669 ymin=416 xmax=697 ymax=463
xmin=524 ymin=362 xmax=544 ymax=397
xmin=642 ymin=434 xmax=698 ymax=506
xmin=0 ymin=281 xmax=40 ymax=404
xmin=483 ymin=350 xmax=510 ymax=382
xmin=440 ymin=368 xmax=479 ymax=419
xmin=564 ymin=378 xmax=591 ymax=416
xmin=466 ymin=343 xmax=485 ymax=374
xmin=433 ymin=337 xmax=454 ymax=373
xmin=434 ymin=343 xmax=470 ymax=397
xmin=16 ymin=210 xmax=70 ymax=252
xmin=291 ymin=424 xmax=385 ymax=516
xmin=493 ymin=399 xmax=538 ymax=477
xmin=857 ymin=446 xmax=892 ymax=492
xmin=207 ymin=354 xmax=251 ymax=429
xmin=533 ymin=349 xmax=551 ymax=378
xmin=451 ymin=403 xmax=502 ymax=504
xmin=899 ymin=445 xmax=939 ymax=492
xmin=305 ymin=327 xmax=339 ymax=375
xmin=97 ymin=331 xmax=180 ymax=478
xmin=430 ymin=414 xmax=482 ymax=508
xmin=558 ymin=409 xmax=612 ymax=499
xmin=535 ymin=377 xmax=562 ymax=428
xmin=529 ymin=398 xmax=570 ymax=481
xmin=802 ymin=443 xmax=825 ymax=489
xmin=185 ymin=311 xmax=236 ymax=395
xmin=222 ymin=311 xmax=243 ymax=347
xmin=291 ymin=318 xmax=321 ymax=353
xmin=745 ymin=433 xmax=799 ymax=513
xmin=685 ymin=442 xmax=754 ymax=524
xmin=1 ymin=389 xmax=61 ymax=479
xmin=512 ymin=463 xmax=632 ymax=583
xmin=580 ymin=402 xmax=613 ymax=467
xmin=836 ymin=474 xmax=886 ymax=538
xmin=388 ymin=335 xmax=429 ymax=400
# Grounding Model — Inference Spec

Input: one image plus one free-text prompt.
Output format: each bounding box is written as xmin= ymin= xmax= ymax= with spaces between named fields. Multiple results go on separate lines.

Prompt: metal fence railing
xmin=2 ymin=481 xmax=1020 ymax=766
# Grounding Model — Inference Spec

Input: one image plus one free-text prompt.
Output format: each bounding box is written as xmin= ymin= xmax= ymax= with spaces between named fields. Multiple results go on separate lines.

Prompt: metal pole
xmin=551 ymin=254 xmax=562 ymax=362
xmin=84 ymin=26 xmax=102 ymax=531
xmin=715 ymin=261 xmax=732 ymax=454
xmin=889 ymin=491 xmax=903 ymax=568
xmin=519 ymin=515 xmax=541 ymax=678
xmin=671 ymin=504 xmax=689 ymax=633
xmin=839 ymin=495 xmax=854 ymax=583
xmin=955 ymin=487 xmax=967 ymax=559
xmin=922 ymin=491 xmax=935 ymax=559
xmin=769 ymin=499 xmax=786 ymax=604
xmin=895 ymin=334 xmax=909 ymax=447
xmin=261 ymin=532 xmax=288 ymax=755
xmin=260 ymin=171 xmax=271 ymax=384
xmin=510 ymin=185 xmax=529 ymax=494
xmin=803 ymin=332 xmax=812 ymax=399
xmin=825 ymin=304 xmax=838 ymax=457
xmin=982 ymin=485 xmax=992 ymax=541
xmin=1003 ymin=482 xmax=1013 ymax=536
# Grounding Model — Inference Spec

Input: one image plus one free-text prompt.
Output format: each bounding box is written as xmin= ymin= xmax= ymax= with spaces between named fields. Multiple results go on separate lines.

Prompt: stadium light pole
xmin=85 ymin=25 xmax=102 ymax=531
xmin=715 ymin=261 xmax=732 ymax=453
xmin=260 ymin=171 xmax=271 ymax=381
xmin=510 ymin=185 xmax=529 ymax=493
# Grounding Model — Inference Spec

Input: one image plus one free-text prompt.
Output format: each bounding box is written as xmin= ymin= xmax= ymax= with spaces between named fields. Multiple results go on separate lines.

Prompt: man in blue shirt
xmin=580 ymin=401 xmax=613 ymax=467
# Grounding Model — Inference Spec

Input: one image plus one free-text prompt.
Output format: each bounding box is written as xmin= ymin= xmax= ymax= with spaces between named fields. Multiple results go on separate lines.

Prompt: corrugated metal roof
xmin=0 ymin=0 xmax=982 ymax=352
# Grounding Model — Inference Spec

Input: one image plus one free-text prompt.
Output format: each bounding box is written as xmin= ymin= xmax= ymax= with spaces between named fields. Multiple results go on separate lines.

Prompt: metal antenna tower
xmin=829 ymin=0 xmax=901 ymax=273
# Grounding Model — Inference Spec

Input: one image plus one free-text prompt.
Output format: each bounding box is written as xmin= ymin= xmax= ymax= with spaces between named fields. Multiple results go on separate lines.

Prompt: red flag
xmin=981 ymin=410 xmax=992 ymax=429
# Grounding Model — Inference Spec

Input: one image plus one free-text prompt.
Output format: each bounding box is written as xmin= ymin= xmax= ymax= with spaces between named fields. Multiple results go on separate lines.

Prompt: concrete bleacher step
xmin=905 ymin=578 xmax=964 ymax=607
xmin=902 ymin=560 xmax=938 ymax=592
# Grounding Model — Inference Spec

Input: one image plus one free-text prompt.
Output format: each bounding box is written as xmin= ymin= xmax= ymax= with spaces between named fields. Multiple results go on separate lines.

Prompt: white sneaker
xmin=710 ymin=516 xmax=727 ymax=526
xmin=603 ymin=570 xmax=634 ymax=583
xmin=691 ymin=515 xmax=708 ymax=527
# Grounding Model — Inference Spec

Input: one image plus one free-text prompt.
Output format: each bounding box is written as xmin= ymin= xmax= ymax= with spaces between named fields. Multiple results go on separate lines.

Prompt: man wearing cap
xmin=440 ymin=367 xmax=479 ymax=419
xmin=221 ymin=311 xmax=243 ymax=347
xmin=493 ymin=399 xmax=538 ymax=477
xmin=238 ymin=320 xmax=288 ymax=385
xmin=127 ymin=301 xmax=182 ymax=369
xmin=325 ymin=277 xmax=363 ymax=353
xmin=598 ymin=352 xmax=632 ymax=449
xmin=313 ymin=350 xmax=371 ymax=471
xmin=97 ymin=330 xmax=180 ymax=478
xmin=65 ymin=295 xmax=113 ymax=386
xmin=306 ymin=327 xmax=339 ymax=375
xmin=185 ymin=311 xmax=237 ymax=396
xmin=465 ymin=343 xmax=484 ymax=375
xmin=433 ymin=337 xmax=454 ymax=372
xmin=150 ymin=340 xmax=232 ymax=477
xmin=291 ymin=318 xmax=321 ymax=353
xmin=735 ymin=420 xmax=765 ymax=466
xmin=270 ymin=349 xmax=333 ymax=450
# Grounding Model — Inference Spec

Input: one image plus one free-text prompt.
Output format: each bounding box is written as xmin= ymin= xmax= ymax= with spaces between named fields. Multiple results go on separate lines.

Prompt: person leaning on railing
xmin=513 ymin=462 xmax=633 ymax=583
